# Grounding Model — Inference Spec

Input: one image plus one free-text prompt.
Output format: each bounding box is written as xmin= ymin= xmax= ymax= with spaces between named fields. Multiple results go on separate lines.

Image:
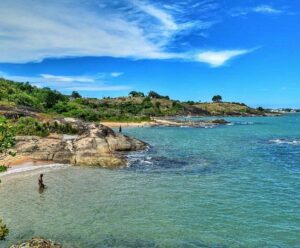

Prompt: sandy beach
xmin=100 ymin=121 xmax=155 ymax=128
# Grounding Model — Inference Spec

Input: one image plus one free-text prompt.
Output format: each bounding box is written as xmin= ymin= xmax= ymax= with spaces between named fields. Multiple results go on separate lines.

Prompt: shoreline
xmin=100 ymin=114 xmax=282 ymax=128
xmin=100 ymin=121 xmax=155 ymax=128
xmin=1 ymin=155 xmax=54 ymax=167
xmin=0 ymin=162 xmax=69 ymax=179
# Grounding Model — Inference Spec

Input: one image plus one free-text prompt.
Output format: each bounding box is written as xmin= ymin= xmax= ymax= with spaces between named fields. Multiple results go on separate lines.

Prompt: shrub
xmin=0 ymin=117 xmax=16 ymax=158
xmin=15 ymin=117 xmax=49 ymax=137
xmin=0 ymin=166 xmax=7 ymax=173
xmin=0 ymin=219 xmax=9 ymax=240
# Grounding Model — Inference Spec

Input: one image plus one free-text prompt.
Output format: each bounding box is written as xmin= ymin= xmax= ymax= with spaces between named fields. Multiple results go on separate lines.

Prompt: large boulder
xmin=10 ymin=237 xmax=61 ymax=248
xmin=9 ymin=120 xmax=147 ymax=168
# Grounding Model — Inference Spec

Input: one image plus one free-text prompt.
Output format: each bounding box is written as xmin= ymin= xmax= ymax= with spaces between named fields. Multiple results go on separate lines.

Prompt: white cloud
xmin=253 ymin=5 xmax=282 ymax=14
xmin=132 ymin=0 xmax=178 ymax=30
xmin=40 ymin=74 xmax=95 ymax=83
xmin=110 ymin=72 xmax=123 ymax=78
xmin=195 ymin=49 xmax=251 ymax=67
xmin=0 ymin=71 xmax=129 ymax=92
xmin=231 ymin=5 xmax=284 ymax=17
xmin=0 ymin=0 xmax=223 ymax=65
xmin=65 ymin=85 xmax=130 ymax=91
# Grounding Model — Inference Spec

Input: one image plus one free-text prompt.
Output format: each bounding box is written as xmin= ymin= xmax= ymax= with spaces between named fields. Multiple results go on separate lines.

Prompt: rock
xmin=7 ymin=119 xmax=148 ymax=168
xmin=210 ymin=119 xmax=229 ymax=124
xmin=9 ymin=237 xmax=61 ymax=248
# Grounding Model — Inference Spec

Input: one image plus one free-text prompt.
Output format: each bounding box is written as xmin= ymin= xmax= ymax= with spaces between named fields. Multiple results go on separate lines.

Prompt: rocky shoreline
xmin=2 ymin=117 xmax=232 ymax=168
xmin=3 ymin=118 xmax=147 ymax=168
xmin=151 ymin=118 xmax=230 ymax=127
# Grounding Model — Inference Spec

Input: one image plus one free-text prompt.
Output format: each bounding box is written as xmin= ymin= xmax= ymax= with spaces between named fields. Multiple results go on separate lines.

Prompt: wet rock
xmin=209 ymin=119 xmax=229 ymax=124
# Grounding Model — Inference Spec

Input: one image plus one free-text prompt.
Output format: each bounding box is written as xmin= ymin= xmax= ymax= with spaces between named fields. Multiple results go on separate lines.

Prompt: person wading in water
xmin=38 ymin=174 xmax=46 ymax=193
xmin=119 ymin=125 xmax=122 ymax=133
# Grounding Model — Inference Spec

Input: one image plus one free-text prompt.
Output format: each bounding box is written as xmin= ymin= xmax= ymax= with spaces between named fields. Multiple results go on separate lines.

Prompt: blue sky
xmin=0 ymin=0 xmax=299 ymax=108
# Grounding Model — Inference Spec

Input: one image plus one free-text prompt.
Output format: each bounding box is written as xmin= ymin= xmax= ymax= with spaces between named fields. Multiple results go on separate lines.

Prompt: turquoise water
xmin=1 ymin=114 xmax=300 ymax=247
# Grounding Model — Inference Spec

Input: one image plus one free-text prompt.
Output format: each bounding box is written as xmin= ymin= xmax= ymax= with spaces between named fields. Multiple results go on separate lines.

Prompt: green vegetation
xmin=0 ymin=78 xmax=268 ymax=124
xmin=0 ymin=117 xmax=15 ymax=160
xmin=15 ymin=117 xmax=78 ymax=137
xmin=0 ymin=117 xmax=13 ymax=240
xmin=0 ymin=219 xmax=9 ymax=240
xmin=212 ymin=95 xmax=222 ymax=103
xmin=129 ymin=91 xmax=144 ymax=97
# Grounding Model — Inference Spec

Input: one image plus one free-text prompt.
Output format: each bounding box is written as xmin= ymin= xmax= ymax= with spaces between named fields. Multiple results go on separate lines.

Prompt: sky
xmin=0 ymin=0 xmax=299 ymax=108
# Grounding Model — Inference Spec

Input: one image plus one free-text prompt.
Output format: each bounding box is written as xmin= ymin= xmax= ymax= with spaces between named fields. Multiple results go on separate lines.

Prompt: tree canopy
xmin=71 ymin=91 xmax=82 ymax=99
xmin=128 ymin=91 xmax=144 ymax=97
xmin=212 ymin=95 xmax=222 ymax=102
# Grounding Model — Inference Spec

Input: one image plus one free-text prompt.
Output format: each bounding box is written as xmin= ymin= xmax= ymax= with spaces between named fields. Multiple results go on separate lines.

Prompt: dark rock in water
xmin=210 ymin=119 xmax=229 ymax=124
xmin=9 ymin=237 xmax=61 ymax=248
xmin=4 ymin=118 xmax=148 ymax=168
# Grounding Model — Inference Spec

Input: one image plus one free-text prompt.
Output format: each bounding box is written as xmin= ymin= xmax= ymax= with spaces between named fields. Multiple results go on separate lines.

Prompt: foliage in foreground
xmin=0 ymin=219 xmax=9 ymax=240
xmin=0 ymin=117 xmax=15 ymax=160
xmin=0 ymin=166 xmax=7 ymax=173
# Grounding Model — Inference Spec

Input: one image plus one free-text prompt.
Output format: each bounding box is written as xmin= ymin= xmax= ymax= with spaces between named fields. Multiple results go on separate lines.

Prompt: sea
xmin=0 ymin=114 xmax=299 ymax=248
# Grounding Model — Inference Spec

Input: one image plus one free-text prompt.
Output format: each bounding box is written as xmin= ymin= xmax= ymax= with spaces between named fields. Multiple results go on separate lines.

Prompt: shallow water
xmin=0 ymin=114 xmax=300 ymax=247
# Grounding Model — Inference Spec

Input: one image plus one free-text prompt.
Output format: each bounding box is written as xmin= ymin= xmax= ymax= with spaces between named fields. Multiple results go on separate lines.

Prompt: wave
xmin=126 ymin=150 xmax=154 ymax=168
xmin=269 ymin=138 xmax=300 ymax=145
xmin=0 ymin=163 xmax=69 ymax=177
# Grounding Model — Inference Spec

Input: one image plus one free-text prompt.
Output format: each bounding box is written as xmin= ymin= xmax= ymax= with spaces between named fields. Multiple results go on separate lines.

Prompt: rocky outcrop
xmin=151 ymin=118 xmax=230 ymax=127
xmin=10 ymin=237 xmax=61 ymax=248
xmin=9 ymin=119 xmax=147 ymax=168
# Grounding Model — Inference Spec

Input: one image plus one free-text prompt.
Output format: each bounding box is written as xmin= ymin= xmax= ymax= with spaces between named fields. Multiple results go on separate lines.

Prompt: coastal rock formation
xmin=9 ymin=237 xmax=61 ymax=248
xmin=7 ymin=119 xmax=147 ymax=168
xmin=152 ymin=118 xmax=230 ymax=127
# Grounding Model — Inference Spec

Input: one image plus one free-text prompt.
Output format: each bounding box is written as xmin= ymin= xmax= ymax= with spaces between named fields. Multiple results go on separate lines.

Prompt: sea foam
xmin=270 ymin=138 xmax=300 ymax=145
xmin=0 ymin=163 xmax=69 ymax=178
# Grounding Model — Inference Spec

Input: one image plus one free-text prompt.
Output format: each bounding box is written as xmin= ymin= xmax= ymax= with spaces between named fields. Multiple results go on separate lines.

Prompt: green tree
xmin=212 ymin=95 xmax=222 ymax=103
xmin=148 ymin=91 xmax=161 ymax=99
xmin=42 ymin=88 xmax=67 ymax=109
xmin=71 ymin=91 xmax=82 ymax=99
xmin=257 ymin=106 xmax=264 ymax=112
xmin=129 ymin=91 xmax=144 ymax=97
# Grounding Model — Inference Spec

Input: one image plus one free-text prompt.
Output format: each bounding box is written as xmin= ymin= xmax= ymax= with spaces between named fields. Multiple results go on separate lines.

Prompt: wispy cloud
xmin=132 ymin=0 xmax=178 ymax=31
xmin=64 ymin=85 xmax=130 ymax=91
xmin=40 ymin=74 xmax=95 ymax=83
xmin=0 ymin=0 xmax=214 ymax=63
xmin=0 ymin=0 xmax=257 ymax=67
xmin=253 ymin=5 xmax=283 ymax=14
xmin=195 ymin=49 xmax=252 ymax=67
xmin=0 ymin=71 xmax=130 ymax=92
xmin=231 ymin=4 xmax=285 ymax=17
xmin=110 ymin=72 xmax=123 ymax=78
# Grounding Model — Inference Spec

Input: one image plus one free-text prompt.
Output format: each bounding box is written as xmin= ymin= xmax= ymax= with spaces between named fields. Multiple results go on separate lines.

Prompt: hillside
xmin=0 ymin=78 xmax=268 ymax=122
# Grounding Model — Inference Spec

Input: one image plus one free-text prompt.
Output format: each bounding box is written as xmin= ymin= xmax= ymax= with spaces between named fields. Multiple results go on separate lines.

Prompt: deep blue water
xmin=0 ymin=114 xmax=299 ymax=247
